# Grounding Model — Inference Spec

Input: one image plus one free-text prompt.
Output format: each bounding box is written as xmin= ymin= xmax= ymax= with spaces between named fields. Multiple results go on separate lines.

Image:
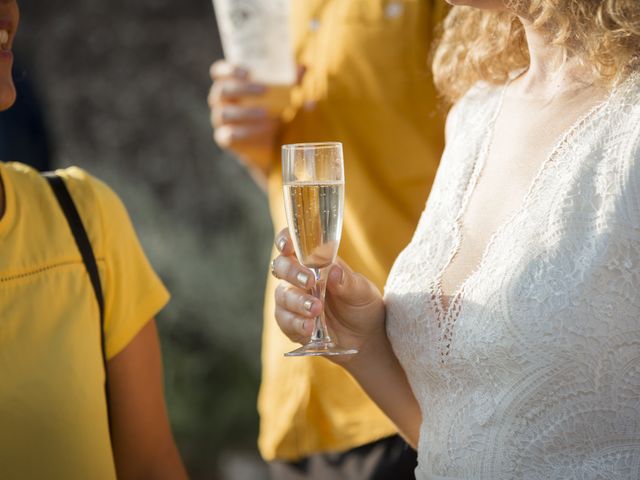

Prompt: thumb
xmin=327 ymin=262 xmax=377 ymax=307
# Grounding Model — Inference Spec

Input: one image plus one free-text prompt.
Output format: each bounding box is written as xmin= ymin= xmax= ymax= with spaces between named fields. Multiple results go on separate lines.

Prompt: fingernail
xmin=296 ymin=272 xmax=310 ymax=287
xmin=276 ymin=237 xmax=287 ymax=252
xmin=300 ymin=319 xmax=307 ymax=334
xmin=303 ymin=299 xmax=313 ymax=312
xmin=236 ymin=67 xmax=249 ymax=78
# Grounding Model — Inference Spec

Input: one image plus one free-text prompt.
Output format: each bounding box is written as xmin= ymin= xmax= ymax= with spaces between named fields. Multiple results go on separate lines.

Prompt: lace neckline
xmin=429 ymin=78 xmax=619 ymax=362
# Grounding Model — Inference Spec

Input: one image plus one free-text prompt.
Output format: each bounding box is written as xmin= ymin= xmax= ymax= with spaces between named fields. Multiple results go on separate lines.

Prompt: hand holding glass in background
xmin=282 ymin=142 xmax=357 ymax=357
xmin=212 ymin=0 xmax=295 ymax=114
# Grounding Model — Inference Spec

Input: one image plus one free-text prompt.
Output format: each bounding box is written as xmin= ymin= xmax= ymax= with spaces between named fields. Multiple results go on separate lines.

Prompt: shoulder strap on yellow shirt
xmin=42 ymin=172 xmax=112 ymax=443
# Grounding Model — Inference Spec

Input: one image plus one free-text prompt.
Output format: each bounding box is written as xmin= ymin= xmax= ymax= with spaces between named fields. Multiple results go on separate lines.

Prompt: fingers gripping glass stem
xmin=285 ymin=267 xmax=357 ymax=357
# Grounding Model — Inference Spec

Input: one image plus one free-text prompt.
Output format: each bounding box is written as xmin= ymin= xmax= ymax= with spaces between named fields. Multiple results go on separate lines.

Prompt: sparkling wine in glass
xmin=282 ymin=142 xmax=358 ymax=357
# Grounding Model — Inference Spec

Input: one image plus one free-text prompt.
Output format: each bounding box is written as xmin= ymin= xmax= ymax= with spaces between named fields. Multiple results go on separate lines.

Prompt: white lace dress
xmin=385 ymin=73 xmax=640 ymax=480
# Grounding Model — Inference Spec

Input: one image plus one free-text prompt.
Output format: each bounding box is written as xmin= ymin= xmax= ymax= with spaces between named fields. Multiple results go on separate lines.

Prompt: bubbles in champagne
xmin=283 ymin=181 xmax=344 ymax=269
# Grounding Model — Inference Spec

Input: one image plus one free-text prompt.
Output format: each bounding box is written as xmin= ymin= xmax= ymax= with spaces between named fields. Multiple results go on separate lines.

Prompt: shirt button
xmin=385 ymin=2 xmax=404 ymax=19
xmin=309 ymin=18 xmax=320 ymax=32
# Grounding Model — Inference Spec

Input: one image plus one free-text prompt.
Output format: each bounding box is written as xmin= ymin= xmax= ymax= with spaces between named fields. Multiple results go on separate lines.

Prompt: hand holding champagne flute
xmin=281 ymin=142 xmax=358 ymax=356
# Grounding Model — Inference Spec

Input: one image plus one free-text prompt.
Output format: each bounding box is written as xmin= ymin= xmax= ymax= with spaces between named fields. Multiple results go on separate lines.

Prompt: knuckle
xmin=217 ymin=106 xmax=232 ymax=124
xmin=274 ymin=283 xmax=287 ymax=304
xmin=275 ymin=306 xmax=301 ymax=339
xmin=210 ymin=60 xmax=228 ymax=79
xmin=210 ymin=83 xmax=225 ymax=104
xmin=213 ymin=126 xmax=232 ymax=148
xmin=210 ymin=108 xmax=221 ymax=127
xmin=282 ymin=288 xmax=300 ymax=311
xmin=207 ymin=88 xmax=216 ymax=108
xmin=230 ymin=126 xmax=252 ymax=141
xmin=282 ymin=257 xmax=299 ymax=279
xmin=210 ymin=109 xmax=221 ymax=128
xmin=285 ymin=264 xmax=300 ymax=285
xmin=220 ymin=105 xmax=248 ymax=124
xmin=275 ymin=255 xmax=293 ymax=281
xmin=220 ymin=82 xmax=239 ymax=98
xmin=274 ymin=306 xmax=291 ymax=332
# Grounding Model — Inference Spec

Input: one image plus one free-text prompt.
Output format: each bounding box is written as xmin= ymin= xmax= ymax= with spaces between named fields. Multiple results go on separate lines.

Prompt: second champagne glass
xmin=282 ymin=142 xmax=358 ymax=357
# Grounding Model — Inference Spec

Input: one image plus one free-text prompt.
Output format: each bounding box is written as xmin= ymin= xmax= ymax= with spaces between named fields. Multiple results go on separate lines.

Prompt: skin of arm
xmin=108 ymin=319 xmax=189 ymax=480
xmin=342 ymin=327 xmax=423 ymax=448
xmin=272 ymin=229 xmax=422 ymax=447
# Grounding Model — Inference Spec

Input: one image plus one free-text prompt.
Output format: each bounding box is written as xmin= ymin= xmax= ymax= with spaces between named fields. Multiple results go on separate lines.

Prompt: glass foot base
xmin=285 ymin=341 xmax=358 ymax=357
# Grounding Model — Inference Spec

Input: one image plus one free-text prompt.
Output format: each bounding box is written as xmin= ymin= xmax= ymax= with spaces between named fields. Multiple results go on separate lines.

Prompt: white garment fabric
xmin=385 ymin=72 xmax=640 ymax=480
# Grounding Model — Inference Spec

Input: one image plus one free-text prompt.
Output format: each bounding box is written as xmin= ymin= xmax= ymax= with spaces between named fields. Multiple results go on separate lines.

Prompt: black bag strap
xmin=43 ymin=172 xmax=112 ymax=439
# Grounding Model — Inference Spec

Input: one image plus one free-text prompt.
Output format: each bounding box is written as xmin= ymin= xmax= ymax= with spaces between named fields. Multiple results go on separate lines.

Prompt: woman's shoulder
xmin=460 ymin=80 xmax=501 ymax=104
xmin=50 ymin=166 xmax=129 ymax=224
xmin=4 ymin=162 xmax=120 ymax=207
xmin=6 ymin=162 xmax=133 ymax=256
xmin=445 ymin=81 xmax=504 ymax=141
xmin=53 ymin=167 xmax=136 ymax=253
xmin=53 ymin=166 xmax=118 ymax=204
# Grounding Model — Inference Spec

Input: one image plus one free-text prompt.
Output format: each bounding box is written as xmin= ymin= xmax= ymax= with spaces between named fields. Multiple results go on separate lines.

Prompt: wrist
xmin=343 ymin=324 xmax=395 ymax=378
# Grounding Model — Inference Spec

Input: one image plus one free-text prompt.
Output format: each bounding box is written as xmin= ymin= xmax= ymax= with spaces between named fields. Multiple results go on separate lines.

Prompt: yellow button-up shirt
xmin=260 ymin=0 xmax=448 ymax=460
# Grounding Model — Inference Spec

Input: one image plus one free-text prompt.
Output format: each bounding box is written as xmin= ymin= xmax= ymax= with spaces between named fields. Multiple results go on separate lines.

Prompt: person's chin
xmin=0 ymin=79 xmax=16 ymax=111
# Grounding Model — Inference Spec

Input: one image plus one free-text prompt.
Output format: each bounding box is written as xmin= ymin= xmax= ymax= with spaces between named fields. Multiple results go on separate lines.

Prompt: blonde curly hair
xmin=433 ymin=0 xmax=640 ymax=103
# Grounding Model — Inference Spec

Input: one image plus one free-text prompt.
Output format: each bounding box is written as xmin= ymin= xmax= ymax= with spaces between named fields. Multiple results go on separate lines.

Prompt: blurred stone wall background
xmin=14 ymin=0 xmax=272 ymax=478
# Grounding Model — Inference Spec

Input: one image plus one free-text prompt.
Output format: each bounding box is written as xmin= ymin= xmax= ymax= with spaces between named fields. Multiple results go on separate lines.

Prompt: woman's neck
xmin=512 ymin=17 xmax=598 ymax=100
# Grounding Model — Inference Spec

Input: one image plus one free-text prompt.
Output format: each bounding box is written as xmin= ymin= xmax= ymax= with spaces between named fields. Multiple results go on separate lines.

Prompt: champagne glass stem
xmin=309 ymin=267 xmax=331 ymax=343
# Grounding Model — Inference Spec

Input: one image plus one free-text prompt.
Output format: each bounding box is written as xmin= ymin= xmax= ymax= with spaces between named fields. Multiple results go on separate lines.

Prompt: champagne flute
xmin=282 ymin=142 xmax=358 ymax=357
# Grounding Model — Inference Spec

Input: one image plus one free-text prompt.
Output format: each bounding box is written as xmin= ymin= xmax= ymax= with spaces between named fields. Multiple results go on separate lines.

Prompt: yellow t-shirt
xmin=0 ymin=162 xmax=170 ymax=479
xmin=259 ymin=0 xmax=448 ymax=461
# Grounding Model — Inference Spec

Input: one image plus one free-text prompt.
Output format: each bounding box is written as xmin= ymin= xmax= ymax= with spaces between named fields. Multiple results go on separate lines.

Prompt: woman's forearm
xmin=344 ymin=332 xmax=422 ymax=448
